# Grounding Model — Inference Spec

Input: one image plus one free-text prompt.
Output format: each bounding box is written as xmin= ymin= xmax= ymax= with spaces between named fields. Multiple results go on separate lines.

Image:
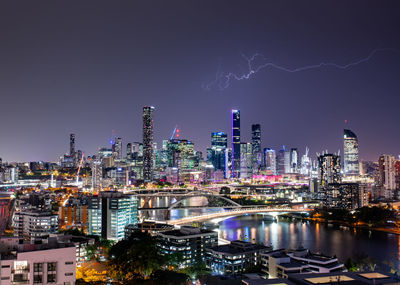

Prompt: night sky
xmin=1 ymin=1 xmax=399 ymax=162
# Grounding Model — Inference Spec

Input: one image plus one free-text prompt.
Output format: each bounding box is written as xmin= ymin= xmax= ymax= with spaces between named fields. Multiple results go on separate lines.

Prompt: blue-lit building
xmin=88 ymin=192 xmax=138 ymax=241
xmin=210 ymin=132 xmax=228 ymax=176
xmin=231 ymin=109 xmax=241 ymax=178
xmin=251 ymin=124 xmax=262 ymax=173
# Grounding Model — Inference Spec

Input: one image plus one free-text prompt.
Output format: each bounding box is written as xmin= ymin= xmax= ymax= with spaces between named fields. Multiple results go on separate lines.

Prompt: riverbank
xmin=288 ymin=216 xmax=400 ymax=235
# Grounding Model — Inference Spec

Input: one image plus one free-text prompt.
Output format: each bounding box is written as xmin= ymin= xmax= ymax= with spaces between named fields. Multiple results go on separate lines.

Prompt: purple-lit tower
xmin=231 ymin=109 xmax=241 ymax=178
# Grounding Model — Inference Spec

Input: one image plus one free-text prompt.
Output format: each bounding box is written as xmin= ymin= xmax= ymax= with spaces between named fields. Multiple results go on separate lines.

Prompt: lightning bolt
xmin=203 ymin=48 xmax=399 ymax=91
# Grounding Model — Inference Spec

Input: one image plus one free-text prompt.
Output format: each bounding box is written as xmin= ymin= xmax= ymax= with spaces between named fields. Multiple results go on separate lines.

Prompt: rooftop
xmin=208 ymin=240 xmax=271 ymax=255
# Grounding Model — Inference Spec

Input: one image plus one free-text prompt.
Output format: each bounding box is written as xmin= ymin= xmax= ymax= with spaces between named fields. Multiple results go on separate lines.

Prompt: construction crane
xmin=76 ymin=152 xmax=85 ymax=185
xmin=170 ymin=125 xmax=180 ymax=140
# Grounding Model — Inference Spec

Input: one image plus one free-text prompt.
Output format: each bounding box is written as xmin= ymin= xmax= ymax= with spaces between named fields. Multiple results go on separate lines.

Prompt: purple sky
xmin=0 ymin=0 xmax=399 ymax=162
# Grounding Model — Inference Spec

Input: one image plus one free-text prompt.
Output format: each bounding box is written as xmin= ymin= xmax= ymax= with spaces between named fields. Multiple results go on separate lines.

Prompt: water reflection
xmin=218 ymin=214 xmax=400 ymax=269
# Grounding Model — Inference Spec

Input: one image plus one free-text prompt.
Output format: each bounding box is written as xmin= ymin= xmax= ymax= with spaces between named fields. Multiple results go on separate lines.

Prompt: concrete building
xmin=318 ymin=153 xmax=341 ymax=188
xmin=0 ymin=236 xmax=76 ymax=285
xmin=88 ymin=192 xmax=138 ymax=241
xmin=206 ymin=240 xmax=272 ymax=275
xmin=13 ymin=210 xmax=58 ymax=240
xmin=261 ymin=247 xmax=344 ymax=279
xmin=378 ymin=155 xmax=396 ymax=199
xmin=157 ymin=226 xmax=218 ymax=267
xmin=243 ymin=271 xmax=399 ymax=285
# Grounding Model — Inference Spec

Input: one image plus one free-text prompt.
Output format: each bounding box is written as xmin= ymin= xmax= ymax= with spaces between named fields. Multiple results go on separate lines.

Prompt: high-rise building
xmin=143 ymin=106 xmax=155 ymax=182
xmin=113 ymin=137 xmax=122 ymax=160
xmin=343 ymin=129 xmax=359 ymax=176
xmin=91 ymin=160 xmax=102 ymax=191
xmin=318 ymin=153 xmax=341 ymax=188
xmin=231 ymin=109 xmax=241 ymax=178
xmin=240 ymin=142 xmax=252 ymax=179
xmin=284 ymin=148 xmax=291 ymax=174
xmin=210 ymin=132 xmax=227 ymax=175
xmin=126 ymin=143 xmax=133 ymax=160
xmin=70 ymin=133 xmax=75 ymax=156
xmin=263 ymin=148 xmax=276 ymax=175
xmin=251 ymin=124 xmax=262 ymax=173
xmin=276 ymin=147 xmax=286 ymax=175
xmin=88 ymin=192 xmax=138 ymax=241
xmin=395 ymin=160 xmax=400 ymax=191
xmin=290 ymin=148 xmax=299 ymax=173
xmin=300 ymin=147 xmax=311 ymax=176
xmin=378 ymin=155 xmax=396 ymax=199
xmin=166 ymin=139 xmax=195 ymax=170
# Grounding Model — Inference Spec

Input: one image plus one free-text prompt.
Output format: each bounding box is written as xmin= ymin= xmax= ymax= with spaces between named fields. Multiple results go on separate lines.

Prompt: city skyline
xmin=2 ymin=2 xmax=400 ymax=284
xmin=1 ymin=1 xmax=400 ymax=162
xmin=0 ymin=105 xmax=397 ymax=163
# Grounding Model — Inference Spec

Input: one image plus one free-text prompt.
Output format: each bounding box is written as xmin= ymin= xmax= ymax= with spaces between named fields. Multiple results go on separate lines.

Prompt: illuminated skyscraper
xmin=113 ymin=137 xmax=122 ymax=160
xmin=276 ymin=147 xmax=286 ymax=175
xmin=318 ymin=153 xmax=341 ymax=187
xmin=263 ymin=148 xmax=276 ymax=175
xmin=300 ymin=147 xmax=311 ymax=176
xmin=378 ymin=154 xmax=396 ymax=199
xmin=231 ymin=109 xmax=241 ymax=178
xmin=126 ymin=143 xmax=133 ymax=160
xmin=251 ymin=124 xmax=262 ymax=173
xmin=143 ymin=106 xmax=155 ymax=182
xmin=290 ymin=148 xmax=298 ymax=173
xmin=211 ymin=132 xmax=227 ymax=175
xmin=284 ymin=148 xmax=291 ymax=174
xmin=70 ymin=133 xmax=75 ymax=156
xmin=343 ymin=129 xmax=359 ymax=175
xmin=240 ymin=142 xmax=252 ymax=178
xmin=166 ymin=139 xmax=195 ymax=170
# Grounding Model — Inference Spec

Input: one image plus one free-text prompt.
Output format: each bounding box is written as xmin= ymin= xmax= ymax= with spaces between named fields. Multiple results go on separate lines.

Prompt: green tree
xmin=108 ymin=231 xmax=167 ymax=281
xmin=150 ymin=270 xmax=190 ymax=285
xmin=345 ymin=258 xmax=359 ymax=272
xmin=181 ymin=261 xmax=210 ymax=281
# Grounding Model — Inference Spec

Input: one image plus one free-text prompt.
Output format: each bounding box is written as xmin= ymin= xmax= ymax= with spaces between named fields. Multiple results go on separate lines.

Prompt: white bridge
xmin=166 ymin=206 xmax=312 ymax=225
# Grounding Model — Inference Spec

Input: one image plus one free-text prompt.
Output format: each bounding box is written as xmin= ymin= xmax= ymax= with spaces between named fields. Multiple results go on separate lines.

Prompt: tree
xmin=150 ymin=270 xmax=190 ymax=285
xmin=181 ymin=261 xmax=210 ymax=281
xmin=345 ymin=258 xmax=359 ymax=272
xmin=108 ymin=231 xmax=167 ymax=281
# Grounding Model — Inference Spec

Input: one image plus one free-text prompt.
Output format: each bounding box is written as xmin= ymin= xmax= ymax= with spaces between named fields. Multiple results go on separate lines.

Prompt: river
xmin=217 ymin=214 xmax=400 ymax=270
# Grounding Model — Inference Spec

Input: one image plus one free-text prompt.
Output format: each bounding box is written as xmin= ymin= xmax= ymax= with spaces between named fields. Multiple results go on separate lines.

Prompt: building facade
xmin=318 ymin=153 xmax=341 ymax=188
xmin=13 ymin=211 xmax=58 ymax=240
xmin=231 ymin=109 xmax=241 ymax=178
xmin=206 ymin=240 xmax=271 ymax=275
xmin=343 ymin=129 xmax=359 ymax=176
xmin=0 ymin=236 xmax=76 ymax=285
xmin=157 ymin=226 xmax=218 ymax=267
xmin=88 ymin=192 xmax=138 ymax=241
xmin=143 ymin=106 xmax=155 ymax=182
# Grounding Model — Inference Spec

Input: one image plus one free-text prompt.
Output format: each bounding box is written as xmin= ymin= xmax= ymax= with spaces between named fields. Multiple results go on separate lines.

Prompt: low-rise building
xmin=262 ymin=247 xmax=345 ymax=279
xmin=50 ymin=233 xmax=95 ymax=265
xmin=206 ymin=240 xmax=272 ymax=275
xmin=125 ymin=221 xmax=174 ymax=238
xmin=0 ymin=236 xmax=76 ymax=285
xmin=13 ymin=210 xmax=58 ymax=239
xmin=157 ymin=226 xmax=218 ymax=267
xmin=242 ymin=271 xmax=399 ymax=285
